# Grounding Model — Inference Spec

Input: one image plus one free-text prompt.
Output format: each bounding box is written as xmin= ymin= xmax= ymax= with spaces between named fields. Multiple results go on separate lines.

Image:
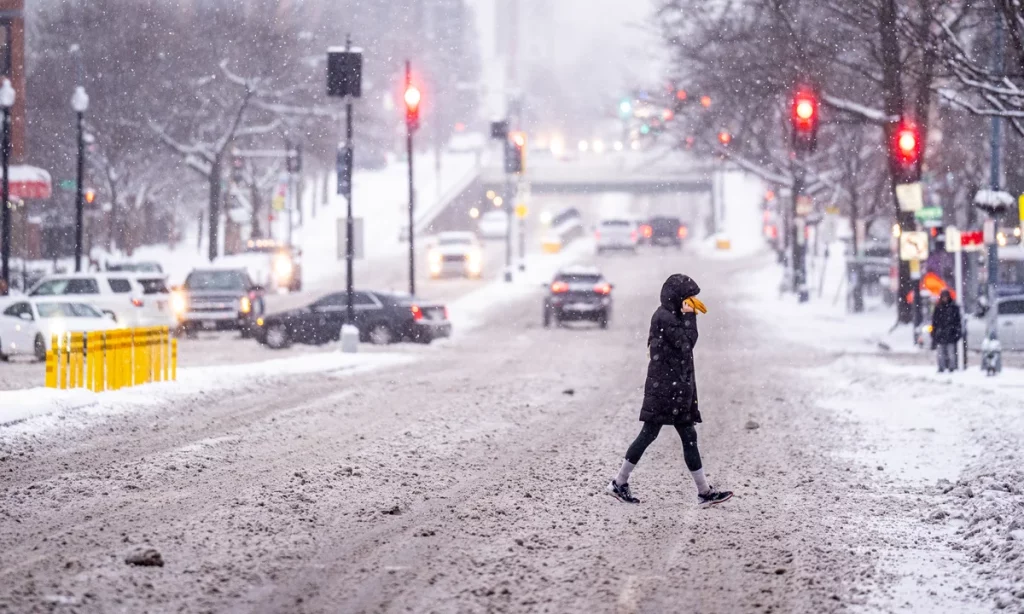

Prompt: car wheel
xmin=265 ymin=324 xmax=291 ymax=349
xmin=240 ymin=324 xmax=253 ymax=339
xmin=599 ymin=316 xmax=609 ymax=330
xmin=543 ymin=307 xmax=551 ymax=328
xmin=0 ymin=337 xmax=7 ymax=362
xmin=368 ymin=323 xmax=394 ymax=345
xmin=34 ymin=334 xmax=47 ymax=362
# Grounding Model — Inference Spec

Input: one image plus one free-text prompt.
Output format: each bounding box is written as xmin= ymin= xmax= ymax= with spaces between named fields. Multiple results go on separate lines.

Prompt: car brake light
xmin=594 ymin=282 xmax=612 ymax=295
xmin=630 ymin=230 xmax=638 ymax=242
xmin=443 ymin=306 xmax=449 ymax=320
xmin=411 ymin=304 xmax=424 ymax=321
xmin=131 ymin=297 xmax=144 ymax=308
xmin=550 ymin=281 xmax=569 ymax=293
xmin=677 ymin=226 xmax=688 ymax=239
xmin=642 ymin=225 xmax=652 ymax=238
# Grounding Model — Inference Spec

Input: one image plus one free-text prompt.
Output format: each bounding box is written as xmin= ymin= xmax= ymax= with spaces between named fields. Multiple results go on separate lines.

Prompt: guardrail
xmin=45 ymin=327 xmax=177 ymax=391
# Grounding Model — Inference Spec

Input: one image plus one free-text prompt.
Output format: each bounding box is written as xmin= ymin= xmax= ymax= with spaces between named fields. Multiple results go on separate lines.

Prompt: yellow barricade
xmin=44 ymin=326 xmax=177 ymax=391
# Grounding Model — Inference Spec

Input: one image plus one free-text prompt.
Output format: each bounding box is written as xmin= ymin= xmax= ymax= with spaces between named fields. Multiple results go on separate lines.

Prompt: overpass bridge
xmin=417 ymin=150 xmax=720 ymax=235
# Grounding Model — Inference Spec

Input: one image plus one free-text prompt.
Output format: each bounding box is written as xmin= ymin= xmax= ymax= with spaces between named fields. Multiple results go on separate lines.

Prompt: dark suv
xmin=174 ymin=268 xmax=265 ymax=337
xmin=254 ymin=290 xmax=452 ymax=348
xmin=641 ymin=216 xmax=687 ymax=249
xmin=542 ymin=267 xmax=613 ymax=329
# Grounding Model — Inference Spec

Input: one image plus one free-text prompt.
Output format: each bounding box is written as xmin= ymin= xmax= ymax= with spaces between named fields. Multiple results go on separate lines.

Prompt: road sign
xmin=915 ymin=206 xmax=942 ymax=222
xmin=895 ymin=182 xmax=923 ymax=212
xmin=336 ymin=217 xmax=364 ymax=260
xmin=58 ymin=179 xmax=76 ymax=191
xmin=945 ymin=226 xmax=961 ymax=253
xmin=961 ymin=230 xmax=984 ymax=251
xmin=515 ymin=203 xmax=528 ymax=219
xmin=899 ymin=231 xmax=929 ymax=261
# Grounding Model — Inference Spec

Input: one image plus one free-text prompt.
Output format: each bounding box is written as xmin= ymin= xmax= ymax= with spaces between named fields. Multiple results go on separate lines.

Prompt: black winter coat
xmin=931 ymin=300 xmax=962 ymax=344
xmin=639 ymin=274 xmax=702 ymax=425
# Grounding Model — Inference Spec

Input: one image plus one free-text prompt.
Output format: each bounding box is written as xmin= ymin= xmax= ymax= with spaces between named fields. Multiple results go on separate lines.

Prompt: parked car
xmin=478 ymin=210 xmax=510 ymax=240
xmin=172 ymin=268 xmax=265 ymax=337
xmin=28 ymin=273 xmax=171 ymax=327
xmin=0 ymin=298 xmax=116 ymax=361
xmin=428 ymin=232 xmax=484 ymax=279
xmin=644 ymin=216 xmax=687 ymax=249
xmin=254 ymin=290 xmax=451 ymax=349
xmin=542 ymin=266 xmax=614 ymax=329
xmin=596 ymin=218 xmax=638 ymax=254
xmin=218 ymin=239 xmax=303 ymax=292
xmin=967 ymin=295 xmax=1024 ymax=351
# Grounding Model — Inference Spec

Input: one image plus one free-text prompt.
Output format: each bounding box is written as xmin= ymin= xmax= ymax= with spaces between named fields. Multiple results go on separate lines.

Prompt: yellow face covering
xmin=685 ymin=297 xmax=708 ymax=314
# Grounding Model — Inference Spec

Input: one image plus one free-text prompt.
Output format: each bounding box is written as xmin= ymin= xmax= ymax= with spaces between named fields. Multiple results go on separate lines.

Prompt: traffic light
xmin=891 ymin=120 xmax=921 ymax=183
xmin=404 ymin=84 xmax=422 ymax=132
xmin=504 ymin=131 xmax=526 ymax=174
xmin=717 ymin=131 xmax=732 ymax=146
xmin=791 ymin=87 xmax=819 ymax=152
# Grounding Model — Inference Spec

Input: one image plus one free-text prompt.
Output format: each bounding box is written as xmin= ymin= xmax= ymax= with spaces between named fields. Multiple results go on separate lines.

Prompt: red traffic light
xmin=676 ymin=89 xmax=687 ymax=101
xmin=791 ymin=89 xmax=818 ymax=132
xmin=404 ymin=85 xmax=421 ymax=110
xmin=893 ymin=122 xmax=920 ymax=165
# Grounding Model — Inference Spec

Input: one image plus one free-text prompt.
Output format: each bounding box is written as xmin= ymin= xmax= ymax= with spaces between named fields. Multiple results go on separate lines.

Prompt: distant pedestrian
xmin=606 ymin=274 xmax=733 ymax=508
xmin=931 ymin=289 xmax=962 ymax=373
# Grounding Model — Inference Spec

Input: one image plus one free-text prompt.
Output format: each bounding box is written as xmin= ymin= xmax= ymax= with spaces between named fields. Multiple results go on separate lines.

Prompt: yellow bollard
xmin=70 ymin=333 xmax=84 ymax=389
xmin=112 ymin=330 xmax=123 ymax=391
xmin=106 ymin=330 xmax=117 ymax=391
xmin=121 ymin=329 xmax=131 ymax=389
xmin=162 ymin=327 xmax=170 ymax=382
xmin=171 ymin=338 xmax=178 ymax=381
xmin=96 ymin=331 xmax=107 ymax=392
xmin=84 ymin=333 xmax=93 ymax=391
xmin=45 ymin=348 xmax=57 ymax=388
xmin=58 ymin=334 xmax=68 ymax=390
xmin=153 ymin=327 xmax=164 ymax=383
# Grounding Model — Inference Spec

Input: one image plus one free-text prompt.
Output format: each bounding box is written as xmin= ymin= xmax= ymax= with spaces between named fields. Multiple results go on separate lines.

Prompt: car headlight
xmin=428 ymin=250 xmax=442 ymax=265
xmin=240 ymin=296 xmax=252 ymax=314
xmin=273 ymin=255 xmax=294 ymax=280
xmin=170 ymin=291 xmax=188 ymax=316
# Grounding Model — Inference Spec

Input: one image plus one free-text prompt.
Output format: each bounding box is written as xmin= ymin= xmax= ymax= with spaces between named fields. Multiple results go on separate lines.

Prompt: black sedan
xmin=254 ymin=290 xmax=452 ymax=349
xmin=542 ymin=267 xmax=613 ymax=329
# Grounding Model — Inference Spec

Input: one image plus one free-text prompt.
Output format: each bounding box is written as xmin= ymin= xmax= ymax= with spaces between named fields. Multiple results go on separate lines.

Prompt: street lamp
xmin=0 ymin=78 xmax=14 ymax=294
xmin=72 ymin=85 xmax=89 ymax=272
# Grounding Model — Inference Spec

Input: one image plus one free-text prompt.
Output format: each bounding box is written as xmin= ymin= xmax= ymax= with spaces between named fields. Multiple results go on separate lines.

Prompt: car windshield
xmin=185 ymin=270 xmax=249 ymax=291
xmin=557 ymin=274 xmax=602 ymax=284
xmin=439 ymin=236 xmax=473 ymax=246
xmin=601 ymin=220 xmax=631 ymax=227
xmin=36 ymin=302 xmax=104 ymax=318
xmin=108 ymin=263 xmax=162 ymax=273
xmin=650 ymin=218 xmax=681 ymax=230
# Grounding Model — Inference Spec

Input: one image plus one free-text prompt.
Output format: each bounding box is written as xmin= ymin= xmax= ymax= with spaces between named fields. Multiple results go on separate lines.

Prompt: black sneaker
xmin=698 ymin=488 xmax=733 ymax=508
xmin=606 ymin=480 xmax=640 ymax=504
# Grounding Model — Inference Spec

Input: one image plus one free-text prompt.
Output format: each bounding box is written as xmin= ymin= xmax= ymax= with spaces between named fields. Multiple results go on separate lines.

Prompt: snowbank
xmin=0 ymin=351 xmax=415 ymax=434
xmin=694 ymin=169 xmax=766 ymax=260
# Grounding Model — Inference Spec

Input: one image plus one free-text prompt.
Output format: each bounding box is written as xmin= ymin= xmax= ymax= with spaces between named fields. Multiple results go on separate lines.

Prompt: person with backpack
xmin=606 ymin=274 xmax=733 ymax=507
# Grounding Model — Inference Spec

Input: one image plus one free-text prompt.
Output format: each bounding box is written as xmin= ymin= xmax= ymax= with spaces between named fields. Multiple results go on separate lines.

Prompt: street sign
xmin=961 ymin=230 xmax=984 ymax=251
xmin=915 ymin=206 xmax=942 ymax=222
xmin=983 ymin=219 xmax=996 ymax=244
xmin=515 ymin=204 xmax=528 ymax=219
xmin=336 ymin=217 xmax=364 ymax=260
xmin=945 ymin=226 xmax=961 ymax=253
xmin=899 ymin=231 xmax=929 ymax=261
xmin=795 ymin=195 xmax=813 ymax=216
xmin=58 ymin=179 xmax=76 ymax=191
xmin=895 ymin=182 xmax=923 ymax=212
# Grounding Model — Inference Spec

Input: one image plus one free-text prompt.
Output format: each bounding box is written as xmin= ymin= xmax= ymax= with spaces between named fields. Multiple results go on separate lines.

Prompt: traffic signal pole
xmin=791 ymin=160 xmax=809 ymax=303
xmin=406 ymin=60 xmax=416 ymax=297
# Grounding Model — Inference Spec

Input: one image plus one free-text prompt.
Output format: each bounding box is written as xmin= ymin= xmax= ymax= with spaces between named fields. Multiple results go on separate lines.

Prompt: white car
xmin=596 ymin=218 xmax=639 ymax=254
xmin=967 ymin=296 xmax=1024 ymax=351
xmin=478 ymin=210 xmax=509 ymax=240
xmin=0 ymin=298 xmax=117 ymax=361
xmin=428 ymin=232 xmax=484 ymax=279
xmin=28 ymin=273 xmax=173 ymax=328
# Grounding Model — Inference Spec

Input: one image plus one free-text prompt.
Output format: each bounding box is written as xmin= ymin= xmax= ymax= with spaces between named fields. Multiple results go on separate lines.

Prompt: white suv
xmin=28 ymin=273 xmax=173 ymax=327
xmin=596 ymin=218 xmax=638 ymax=254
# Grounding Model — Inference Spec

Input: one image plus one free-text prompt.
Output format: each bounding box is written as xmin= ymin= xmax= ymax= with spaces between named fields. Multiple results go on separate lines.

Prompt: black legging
xmin=625 ymin=422 xmax=702 ymax=471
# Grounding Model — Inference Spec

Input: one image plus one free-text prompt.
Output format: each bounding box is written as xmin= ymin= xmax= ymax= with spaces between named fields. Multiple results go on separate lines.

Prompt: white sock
xmin=614 ymin=460 xmax=636 ymax=486
xmin=690 ymin=468 xmax=710 ymax=495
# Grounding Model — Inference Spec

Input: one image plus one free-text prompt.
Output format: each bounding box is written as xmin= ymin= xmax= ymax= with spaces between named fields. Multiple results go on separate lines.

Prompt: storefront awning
xmin=3 ymin=165 xmax=52 ymax=200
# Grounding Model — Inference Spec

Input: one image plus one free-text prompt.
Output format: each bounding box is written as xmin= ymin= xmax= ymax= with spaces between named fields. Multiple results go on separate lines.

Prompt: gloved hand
xmin=685 ymin=297 xmax=707 ymax=314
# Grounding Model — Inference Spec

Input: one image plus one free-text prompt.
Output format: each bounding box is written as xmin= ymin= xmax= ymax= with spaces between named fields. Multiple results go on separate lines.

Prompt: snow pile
xmin=695 ymin=169 xmax=766 ymax=260
xmin=0 ymin=351 xmax=415 ymax=434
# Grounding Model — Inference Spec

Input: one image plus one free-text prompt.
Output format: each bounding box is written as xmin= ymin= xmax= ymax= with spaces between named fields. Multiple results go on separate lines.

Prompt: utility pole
xmin=987 ymin=16 xmax=1004 ymax=343
xmin=790 ymin=87 xmax=819 ymax=303
xmin=72 ymin=86 xmax=89 ymax=272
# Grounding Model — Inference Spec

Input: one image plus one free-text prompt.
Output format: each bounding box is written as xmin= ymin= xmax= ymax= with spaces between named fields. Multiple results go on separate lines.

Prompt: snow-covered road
xmin=3 ymin=239 xmax=1006 ymax=613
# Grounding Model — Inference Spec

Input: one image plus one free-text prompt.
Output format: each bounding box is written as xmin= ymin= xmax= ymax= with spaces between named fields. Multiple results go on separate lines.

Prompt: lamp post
xmin=0 ymin=78 xmax=14 ymax=294
xmin=72 ymin=85 xmax=89 ymax=272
